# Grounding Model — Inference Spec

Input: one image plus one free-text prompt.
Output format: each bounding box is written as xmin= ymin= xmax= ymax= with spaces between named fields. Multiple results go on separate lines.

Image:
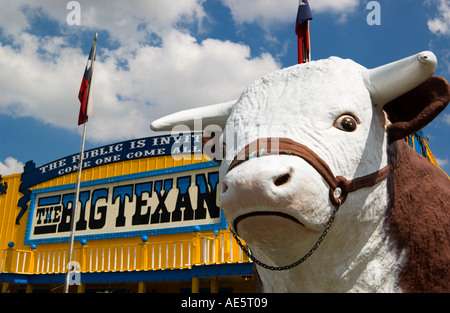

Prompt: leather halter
xmin=227 ymin=137 xmax=390 ymax=206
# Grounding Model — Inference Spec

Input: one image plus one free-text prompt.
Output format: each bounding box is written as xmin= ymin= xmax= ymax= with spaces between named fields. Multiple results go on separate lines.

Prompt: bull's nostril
xmin=273 ymin=173 xmax=291 ymax=186
xmin=222 ymin=182 xmax=228 ymax=193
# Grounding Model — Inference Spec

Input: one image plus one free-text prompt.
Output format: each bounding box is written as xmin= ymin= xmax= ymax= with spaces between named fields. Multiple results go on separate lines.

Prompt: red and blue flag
xmin=78 ymin=34 xmax=97 ymax=125
xmin=295 ymin=0 xmax=312 ymax=64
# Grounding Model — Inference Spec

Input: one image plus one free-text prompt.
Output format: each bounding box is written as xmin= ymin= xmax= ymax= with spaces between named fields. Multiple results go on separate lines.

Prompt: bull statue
xmin=151 ymin=51 xmax=450 ymax=293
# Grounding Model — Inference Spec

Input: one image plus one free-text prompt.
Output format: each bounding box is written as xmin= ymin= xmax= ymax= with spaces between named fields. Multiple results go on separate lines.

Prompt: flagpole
xmin=64 ymin=121 xmax=87 ymax=293
xmin=306 ymin=20 xmax=311 ymax=62
xmin=64 ymin=33 xmax=97 ymax=293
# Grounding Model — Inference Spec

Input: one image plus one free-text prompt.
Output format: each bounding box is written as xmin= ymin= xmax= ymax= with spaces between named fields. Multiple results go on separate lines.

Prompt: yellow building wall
xmin=1 ymin=155 xmax=206 ymax=250
xmin=0 ymin=173 xmax=23 ymax=251
xmin=0 ymin=154 xmax=250 ymax=276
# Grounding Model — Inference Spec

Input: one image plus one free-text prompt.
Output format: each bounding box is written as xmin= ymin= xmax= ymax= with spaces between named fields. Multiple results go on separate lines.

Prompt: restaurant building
xmin=0 ymin=132 xmax=254 ymax=293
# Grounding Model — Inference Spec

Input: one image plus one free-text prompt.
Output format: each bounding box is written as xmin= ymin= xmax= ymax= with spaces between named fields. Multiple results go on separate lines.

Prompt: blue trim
xmin=24 ymin=162 xmax=227 ymax=245
xmin=16 ymin=133 xmax=204 ymax=225
xmin=31 ymin=161 xmax=218 ymax=195
xmin=37 ymin=195 xmax=61 ymax=206
xmin=0 ymin=263 xmax=253 ymax=285
xmin=20 ymin=133 xmax=204 ymax=189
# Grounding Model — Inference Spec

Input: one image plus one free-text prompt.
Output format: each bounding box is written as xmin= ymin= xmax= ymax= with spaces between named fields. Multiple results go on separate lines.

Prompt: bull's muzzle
xmin=227 ymin=138 xmax=390 ymax=206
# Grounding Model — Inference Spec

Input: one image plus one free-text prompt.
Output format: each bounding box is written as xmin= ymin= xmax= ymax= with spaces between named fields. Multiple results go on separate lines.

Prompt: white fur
xmin=219 ymin=58 xmax=403 ymax=292
xmin=152 ymin=53 xmax=437 ymax=292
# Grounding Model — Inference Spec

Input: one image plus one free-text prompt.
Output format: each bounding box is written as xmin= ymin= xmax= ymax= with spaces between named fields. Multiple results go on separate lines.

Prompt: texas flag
xmin=78 ymin=34 xmax=97 ymax=125
xmin=295 ymin=0 xmax=312 ymax=64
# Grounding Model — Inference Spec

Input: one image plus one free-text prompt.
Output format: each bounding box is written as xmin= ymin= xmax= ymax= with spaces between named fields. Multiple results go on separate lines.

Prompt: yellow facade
xmin=0 ymin=136 xmax=255 ymax=293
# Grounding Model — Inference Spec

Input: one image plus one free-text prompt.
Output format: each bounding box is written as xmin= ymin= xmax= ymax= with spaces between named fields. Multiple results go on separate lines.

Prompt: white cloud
xmin=0 ymin=2 xmax=30 ymax=39
xmin=0 ymin=1 xmax=280 ymax=144
xmin=427 ymin=0 xmax=450 ymax=35
xmin=0 ymin=157 xmax=24 ymax=175
xmin=220 ymin=0 xmax=359 ymax=26
xmin=435 ymin=157 xmax=449 ymax=167
xmin=312 ymin=0 xmax=360 ymax=13
xmin=0 ymin=32 xmax=86 ymax=127
xmin=0 ymin=0 xmax=207 ymax=45
xmin=87 ymin=30 xmax=279 ymax=143
xmin=444 ymin=113 xmax=450 ymax=125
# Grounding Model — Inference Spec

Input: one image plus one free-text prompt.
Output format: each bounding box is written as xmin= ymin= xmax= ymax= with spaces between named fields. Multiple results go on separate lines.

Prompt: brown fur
xmin=383 ymin=76 xmax=450 ymax=292
xmin=384 ymin=76 xmax=450 ymax=143
xmin=385 ymin=140 xmax=450 ymax=292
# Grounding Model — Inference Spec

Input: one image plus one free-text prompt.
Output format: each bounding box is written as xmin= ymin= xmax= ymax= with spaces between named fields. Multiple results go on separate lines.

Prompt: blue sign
xmin=25 ymin=162 xmax=225 ymax=245
xmin=16 ymin=133 xmax=204 ymax=224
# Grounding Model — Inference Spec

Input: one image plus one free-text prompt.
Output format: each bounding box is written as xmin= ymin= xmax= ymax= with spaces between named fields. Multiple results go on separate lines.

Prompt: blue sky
xmin=0 ymin=0 xmax=449 ymax=175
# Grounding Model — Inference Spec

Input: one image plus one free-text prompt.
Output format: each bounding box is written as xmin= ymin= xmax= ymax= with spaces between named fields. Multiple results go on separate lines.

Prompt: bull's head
xmin=151 ymin=52 xmax=450 ymax=292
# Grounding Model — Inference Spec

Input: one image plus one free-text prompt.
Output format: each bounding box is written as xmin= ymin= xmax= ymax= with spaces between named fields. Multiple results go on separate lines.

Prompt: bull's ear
xmin=383 ymin=76 xmax=450 ymax=143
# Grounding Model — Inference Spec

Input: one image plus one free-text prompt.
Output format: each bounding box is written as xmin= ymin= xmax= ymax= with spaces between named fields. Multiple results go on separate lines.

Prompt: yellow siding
xmin=0 ymin=154 xmax=252 ymax=276
xmin=1 ymin=229 xmax=249 ymax=275
xmin=0 ymin=173 xmax=23 ymax=251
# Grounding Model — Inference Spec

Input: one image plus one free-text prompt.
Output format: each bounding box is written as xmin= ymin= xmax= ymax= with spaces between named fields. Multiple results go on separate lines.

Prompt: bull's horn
xmin=365 ymin=51 xmax=437 ymax=107
xmin=150 ymin=100 xmax=235 ymax=131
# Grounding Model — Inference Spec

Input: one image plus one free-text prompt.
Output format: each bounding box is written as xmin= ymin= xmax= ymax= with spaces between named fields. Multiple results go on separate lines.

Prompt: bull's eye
xmin=334 ymin=115 xmax=358 ymax=132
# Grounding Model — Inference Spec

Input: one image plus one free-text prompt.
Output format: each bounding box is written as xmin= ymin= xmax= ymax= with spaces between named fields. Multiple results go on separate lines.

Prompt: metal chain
xmin=231 ymin=204 xmax=341 ymax=271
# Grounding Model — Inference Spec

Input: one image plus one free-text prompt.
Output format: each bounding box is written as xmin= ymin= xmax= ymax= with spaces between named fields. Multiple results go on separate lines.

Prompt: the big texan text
xmin=33 ymin=171 xmax=220 ymax=236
